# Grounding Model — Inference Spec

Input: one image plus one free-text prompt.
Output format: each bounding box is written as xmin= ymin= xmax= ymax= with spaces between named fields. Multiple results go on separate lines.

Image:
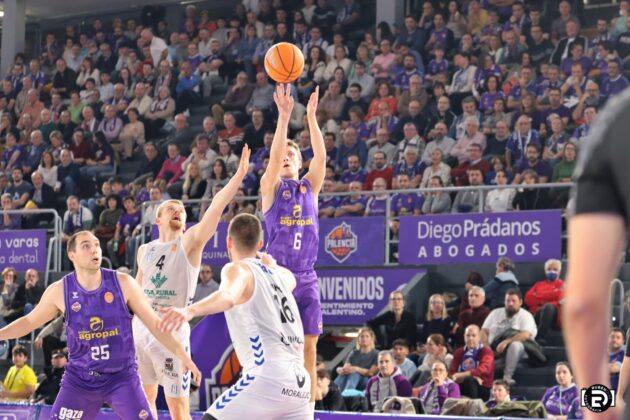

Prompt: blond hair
xmin=356 ymin=327 xmax=377 ymax=351
xmin=426 ymin=293 xmax=448 ymax=320
xmin=156 ymin=199 xmax=184 ymax=217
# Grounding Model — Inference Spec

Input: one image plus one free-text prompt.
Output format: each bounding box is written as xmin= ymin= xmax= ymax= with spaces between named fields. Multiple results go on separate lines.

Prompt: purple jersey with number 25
xmin=264 ymin=178 xmax=319 ymax=272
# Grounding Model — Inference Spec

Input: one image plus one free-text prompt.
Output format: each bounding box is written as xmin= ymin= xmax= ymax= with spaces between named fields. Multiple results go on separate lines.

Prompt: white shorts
xmin=133 ymin=317 xmax=191 ymax=399
xmin=207 ymin=362 xmax=312 ymax=420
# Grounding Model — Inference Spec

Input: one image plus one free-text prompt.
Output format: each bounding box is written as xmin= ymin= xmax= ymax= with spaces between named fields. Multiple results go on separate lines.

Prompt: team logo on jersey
xmin=206 ymin=346 xmax=242 ymax=406
xmin=151 ymin=272 xmax=168 ymax=289
xmin=324 ymin=222 xmax=358 ymax=263
xmin=71 ymin=302 xmax=81 ymax=312
xmin=103 ymin=292 xmax=114 ymax=303
xmin=292 ymin=204 xmax=302 ymax=218
xmin=138 ymin=410 xmax=149 ymax=420
xmin=299 ymin=185 xmax=307 ymax=194
xmin=171 ymin=244 xmax=177 ymax=252
xmin=282 ymin=189 xmax=291 ymax=200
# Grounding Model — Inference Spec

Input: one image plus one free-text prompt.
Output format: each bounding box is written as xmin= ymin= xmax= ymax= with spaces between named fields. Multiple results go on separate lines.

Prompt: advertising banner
xmin=0 ymin=229 xmax=47 ymax=271
xmin=151 ymin=223 xmax=230 ymax=267
xmin=398 ymin=210 xmax=562 ymax=265
xmin=317 ymin=217 xmax=385 ymax=266
xmin=318 ymin=268 xmax=425 ymax=325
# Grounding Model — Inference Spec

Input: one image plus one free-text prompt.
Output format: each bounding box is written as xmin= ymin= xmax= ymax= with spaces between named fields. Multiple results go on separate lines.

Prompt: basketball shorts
xmin=206 ymin=361 xmax=311 ymax=420
xmin=51 ymin=365 xmax=154 ymax=419
xmin=133 ymin=317 xmax=191 ymax=398
xmin=293 ymin=269 xmax=323 ymax=336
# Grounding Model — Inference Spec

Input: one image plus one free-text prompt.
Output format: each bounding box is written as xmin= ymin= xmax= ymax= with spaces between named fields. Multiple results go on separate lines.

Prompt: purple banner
xmin=398 ymin=210 xmax=562 ymax=265
xmin=153 ymin=217 xmax=385 ymax=268
xmin=12 ymin=405 xmax=204 ymax=419
xmin=191 ymin=313 xmax=239 ymax=411
xmin=317 ymin=217 xmax=385 ymax=266
xmin=318 ymin=268 xmax=424 ymax=325
xmin=0 ymin=229 xmax=47 ymax=271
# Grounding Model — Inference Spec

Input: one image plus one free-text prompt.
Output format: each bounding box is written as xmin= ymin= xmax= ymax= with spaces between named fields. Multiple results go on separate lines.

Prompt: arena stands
xmin=0 ymin=0 xmax=628 ymax=417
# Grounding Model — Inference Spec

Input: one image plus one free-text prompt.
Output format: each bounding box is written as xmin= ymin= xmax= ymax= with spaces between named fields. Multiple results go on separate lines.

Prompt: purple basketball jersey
xmin=63 ymin=268 xmax=135 ymax=374
xmin=264 ymin=178 xmax=319 ymax=272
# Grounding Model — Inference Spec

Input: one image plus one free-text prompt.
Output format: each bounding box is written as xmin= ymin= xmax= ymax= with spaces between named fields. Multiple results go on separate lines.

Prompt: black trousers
xmin=535 ymin=303 xmax=558 ymax=340
xmin=458 ymin=375 xmax=490 ymax=401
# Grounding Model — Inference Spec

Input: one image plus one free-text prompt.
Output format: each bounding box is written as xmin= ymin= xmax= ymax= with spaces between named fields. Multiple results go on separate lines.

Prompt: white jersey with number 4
xmin=139 ymin=236 xmax=199 ymax=311
xmin=226 ymin=258 xmax=305 ymax=371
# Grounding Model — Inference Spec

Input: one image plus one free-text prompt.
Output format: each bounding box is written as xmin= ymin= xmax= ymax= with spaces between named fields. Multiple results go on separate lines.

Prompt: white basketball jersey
xmin=226 ymin=258 xmax=305 ymax=370
xmin=140 ymin=236 xmax=199 ymax=311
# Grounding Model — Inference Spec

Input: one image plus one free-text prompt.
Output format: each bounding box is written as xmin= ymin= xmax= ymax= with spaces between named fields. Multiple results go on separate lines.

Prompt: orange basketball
xmin=264 ymin=42 xmax=305 ymax=83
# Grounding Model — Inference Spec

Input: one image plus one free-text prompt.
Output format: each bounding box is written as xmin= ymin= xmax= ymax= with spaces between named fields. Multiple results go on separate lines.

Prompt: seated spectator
xmin=107 ymin=196 xmax=141 ymax=268
xmin=7 ymin=167 xmax=33 ymax=209
xmin=298 ymin=46 xmax=326 ymax=99
xmin=420 ymin=294 xmax=454 ymax=346
xmin=512 ymin=144 xmax=552 ymax=184
xmin=78 ymin=106 xmax=99 ymax=136
xmin=23 ymin=130 xmax=47 ymax=176
xmin=366 ymin=82 xmax=397 ymax=122
xmin=366 ymin=350 xmax=412 ymax=413
xmin=9 ymin=269 xmax=43 ymax=318
xmin=450 ymin=325 xmax=495 ymax=400
xmin=609 ymin=328 xmax=625 ymax=391
xmin=79 ymin=132 xmax=115 ymax=178
xmin=525 ymin=259 xmax=565 ymax=344
xmin=56 ymin=149 xmax=80 ymax=196
xmin=334 ymin=327 xmax=378 ymax=392
xmin=390 ymin=174 xmax=422 ymax=216
xmin=543 ymin=117 xmax=568 ymax=164
xmin=0 ymin=267 xmax=18 ymax=327
xmin=364 ymin=151 xmax=393 ymax=191
xmin=551 ymin=142 xmax=577 ymax=199
xmin=366 ymin=128 xmax=397 ymax=169
xmin=451 ymin=144 xmax=492 ymax=187
xmin=395 ymin=123 xmax=424 ymax=164
xmin=133 ymin=143 xmax=164 ymax=186
xmin=318 ymin=179 xmax=340 ymax=218
xmin=411 ymin=333 xmax=453 ymax=389
xmin=541 ymin=362 xmax=579 ymax=419
xmin=219 ymin=112 xmax=245 ymax=155
xmin=157 ymin=143 xmax=186 ymax=186
xmin=422 ymin=122 xmax=456 ymax=165
xmin=450 ymin=117 xmax=486 ymax=165
xmin=367 ymin=291 xmax=418 ymax=349
xmin=1 ymin=346 xmax=37 ymax=401
xmin=570 ymin=105 xmax=597 ymax=143
xmin=446 ymin=52 xmax=477 ymax=107
xmin=453 ymin=287 xmax=491 ymax=346
xmin=61 ymin=196 xmax=94 ymax=245
xmin=485 ymin=170 xmax=516 ymax=212
xmin=243 ymin=109 xmax=270 ymax=153
xmin=560 ymin=42 xmax=591 ymax=77
xmin=392 ymin=339 xmax=417 ymax=380
xmin=319 ymin=81 xmax=347 ymax=122
xmin=422 ymin=176 xmax=452 ymax=215
xmin=181 ymin=161 xmax=208 ymax=203
xmin=193 ymin=265 xmax=219 ymax=303
xmin=216 ymin=140 xmax=240 ymax=175
xmin=68 ymin=130 xmax=91 ymax=166
xmin=334 ymin=181 xmax=366 ymax=217
xmin=601 ymin=59 xmax=629 ymax=99
xmin=31 ymin=349 xmax=67 ymax=405
xmin=370 ymin=40 xmax=397 ymax=82
xmin=212 ymin=72 xmax=253 ymax=120
xmin=451 ymin=168 xmax=485 ymax=214
xmin=418 ymin=360 xmax=460 ymax=414
xmin=0 ymin=194 xmax=20 ymax=230
xmin=315 ymin=369 xmax=345 ymax=412
xmin=393 ymin=148 xmax=423 ymax=189
xmin=37 ymin=151 xmax=57 ymax=189
xmin=145 ymin=87 xmax=176 ymax=140
xmin=486 ymin=379 xmax=512 ymax=409
xmin=118 ymin=107 xmax=145 ymax=160
xmin=512 ymin=170 xmax=550 ymax=210
xmin=482 ymin=289 xmax=538 ymax=386
xmin=485 ymin=257 xmax=519 ymax=309
xmin=175 ymin=61 xmax=201 ymax=113
xmin=2 ymin=132 xmax=26 ymax=173
xmin=126 ymin=83 xmax=152 ymax=118
xmin=93 ymin=194 xmax=122 ymax=244
xmin=420 ymin=149 xmax=451 ymax=189
xmin=505 ymin=115 xmax=541 ymax=171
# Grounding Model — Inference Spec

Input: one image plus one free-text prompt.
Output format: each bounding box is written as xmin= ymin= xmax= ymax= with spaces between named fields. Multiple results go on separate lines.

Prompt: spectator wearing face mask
xmin=524 ymin=259 xmax=565 ymax=345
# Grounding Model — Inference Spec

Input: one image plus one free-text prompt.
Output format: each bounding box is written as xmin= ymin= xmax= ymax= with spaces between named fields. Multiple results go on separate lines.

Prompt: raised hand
xmin=236 ymin=144 xmax=251 ymax=176
xmin=273 ymin=83 xmax=294 ymax=120
xmin=306 ymin=85 xmax=320 ymax=120
xmin=257 ymin=251 xmax=278 ymax=269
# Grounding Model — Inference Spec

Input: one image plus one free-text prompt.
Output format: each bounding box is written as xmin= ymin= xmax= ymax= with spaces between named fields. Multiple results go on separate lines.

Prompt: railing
xmin=138 ymin=182 xmax=573 ymax=268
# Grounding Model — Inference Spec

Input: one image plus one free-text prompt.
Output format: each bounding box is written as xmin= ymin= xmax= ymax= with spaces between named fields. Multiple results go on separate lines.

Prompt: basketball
xmin=264 ymin=42 xmax=305 ymax=83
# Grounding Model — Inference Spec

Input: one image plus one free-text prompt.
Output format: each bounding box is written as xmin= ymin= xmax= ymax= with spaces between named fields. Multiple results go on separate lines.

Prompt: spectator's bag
xmin=382 ymin=396 xmax=416 ymax=414
xmin=487 ymin=400 xmax=547 ymax=418
xmin=441 ymin=397 xmax=488 ymax=416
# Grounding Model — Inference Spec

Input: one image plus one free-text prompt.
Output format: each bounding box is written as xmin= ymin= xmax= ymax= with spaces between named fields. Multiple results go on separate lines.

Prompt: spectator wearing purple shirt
xmin=541 ymin=88 xmax=572 ymax=132
xmin=426 ymin=47 xmax=449 ymax=84
xmin=185 ymin=43 xmax=204 ymax=74
xmin=334 ymin=181 xmax=367 ymax=217
xmin=79 ymin=132 xmax=115 ymax=178
xmin=513 ymin=144 xmax=552 ymax=185
xmin=506 ymin=115 xmax=542 ymax=170
xmin=391 ymin=174 xmax=423 ymax=217
xmin=570 ymin=106 xmax=597 ymax=143
xmin=502 ymin=1 xmax=530 ymax=35
xmin=365 ymin=178 xmax=388 ymax=217
xmin=336 ymin=127 xmax=368 ymax=170
xmin=337 ymin=155 xmax=367 ymax=192
xmin=2 ymin=133 xmax=26 ymax=173
xmin=394 ymin=55 xmax=423 ymax=95
xmin=426 ymin=12 xmax=455 ymax=53
xmin=107 ymin=196 xmax=141 ymax=267
xmin=473 ymin=56 xmax=502 ymax=92
xmin=318 ymin=179 xmax=341 ymax=218
xmin=251 ymin=131 xmax=273 ymax=173
xmin=476 ymin=75 xmax=504 ymax=116
xmin=393 ymin=148 xmax=424 ymax=189
xmin=560 ymin=43 xmax=591 ymax=77
xmin=600 ymin=59 xmax=629 ymax=99
xmin=560 ymin=62 xmax=588 ymax=103
xmin=0 ymin=194 xmax=20 ymax=230
xmin=507 ymin=67 xmax=538 ymax=110
xmin=97 ymin=105 xmax=123 ymax=144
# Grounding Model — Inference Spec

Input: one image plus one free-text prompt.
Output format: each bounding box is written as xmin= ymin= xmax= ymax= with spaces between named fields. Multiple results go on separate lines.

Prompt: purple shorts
xmin=293 ymin=269 xmax=322 ymax=336
xmin=50 ymin=366 xmax=154 ymax=419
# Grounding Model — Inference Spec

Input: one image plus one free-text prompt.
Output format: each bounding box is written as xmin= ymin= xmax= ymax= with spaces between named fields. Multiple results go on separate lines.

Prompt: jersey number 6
xmin=293 ymin=232 xmax=302 ymax=250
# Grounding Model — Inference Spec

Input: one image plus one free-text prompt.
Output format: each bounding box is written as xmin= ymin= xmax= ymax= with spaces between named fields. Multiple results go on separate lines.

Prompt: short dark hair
xmin=505 ymin=288 xmax=522 ymax=300
xmin=67 ymin=230 xmax=94 ymax=253
xmin=392 ymin=339 xmax=409 ymax=349
xmin=612 ymin=327 xmax=625 ymax=340
xmin=316 ymin=368 xmax=331 ymax=380
xmin=493 ymin=379 xmax=510 ymax=391
xmin=228 ymin=214 xmax=262 ymax=252
xmin=12 ymin=345 xmax=28 ymax=358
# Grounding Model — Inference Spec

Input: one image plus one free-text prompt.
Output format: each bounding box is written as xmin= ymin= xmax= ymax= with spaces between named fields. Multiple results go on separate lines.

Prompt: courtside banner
xmin=0 ymin=229 xmax=47 ymax=271
xmin=153 ymin=217 xmax=386 ymax=267
xmin=398 ymin=210 xmax=562 ymax=265
xmin=318 ymin=268 xmax=424 ymax=325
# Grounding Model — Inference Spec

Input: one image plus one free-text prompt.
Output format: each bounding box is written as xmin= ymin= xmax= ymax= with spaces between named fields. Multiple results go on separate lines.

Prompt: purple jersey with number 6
xmin=264 ymin=178 xmax=319 ymax=272
xmin=63 ymin=268 xmax=135 ymax=374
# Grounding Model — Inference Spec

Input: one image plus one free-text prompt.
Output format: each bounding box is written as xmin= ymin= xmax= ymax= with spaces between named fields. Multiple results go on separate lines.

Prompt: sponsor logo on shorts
xmin=324 ymin=222 xmax=358 ymax=263
xmin=71 ymin=302 xmax=81 ymax=312
xmin=294 ymin=365 xmax=306 ymax=389
xmin=138 ymin=409 xmax=149 ymax=419
xmin=103 ymin=292 xmax=114 ymax=303
xmin=280 ymin=387 xmax=310 ymax=400
xmin=58 ymin=407 xmax=84 ymax=419
xmin=78 ymin=317 xmax=119 ymax=341
xmin=163 ymin=357 xmax=178 ymax=379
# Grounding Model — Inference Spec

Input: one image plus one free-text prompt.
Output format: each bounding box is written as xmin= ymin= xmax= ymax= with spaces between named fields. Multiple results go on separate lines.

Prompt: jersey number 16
xmin=271 ymin=283 xmax=295 ymax=324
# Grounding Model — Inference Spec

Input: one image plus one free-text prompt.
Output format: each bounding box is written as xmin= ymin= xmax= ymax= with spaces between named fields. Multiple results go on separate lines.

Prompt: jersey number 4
xmin=91 ymin=344 xmax=110 ymax=360
xmin=271 ymin=283 xmax=295 ymax=324
xmin=155 ymin=255 xmax=166 ymax=270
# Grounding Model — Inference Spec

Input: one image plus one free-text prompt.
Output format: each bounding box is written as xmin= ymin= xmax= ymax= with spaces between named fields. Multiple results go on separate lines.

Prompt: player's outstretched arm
xmin=184 ymin=146 xmax=251 ymax=252
xmin=257 ymin=251 xmax=296 ymax=292
xmin=564 ymin=214 xmax=625 ymax=402
xmin=304 ymin=86 xmax=326 ymax=197
xmin=261 ymin=84 xmax=293 ymax=208
xmin=118 ymin=272 xmax=202 ymax=384
xmin=160 ymin=262 xmax=252 ymax=332
xmin=0 ymin=281 xmax=62 ymax=341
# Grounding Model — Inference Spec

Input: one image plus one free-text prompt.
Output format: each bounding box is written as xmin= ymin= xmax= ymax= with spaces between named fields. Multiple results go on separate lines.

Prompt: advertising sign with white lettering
xmin=0 ymin=230 xmax=47 ymax=271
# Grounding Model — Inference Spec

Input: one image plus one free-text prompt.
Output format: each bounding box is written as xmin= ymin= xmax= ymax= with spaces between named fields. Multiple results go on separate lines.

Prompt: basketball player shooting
xmin=0 ymin=231 xmax=201 ymax=419
xmin=160 ymin=214 xmax=311 ymax=420
xmin=133 ymin=146 xmax=251 ymax=419
xmin=260 ymin=83 xmax=325 ymax=409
